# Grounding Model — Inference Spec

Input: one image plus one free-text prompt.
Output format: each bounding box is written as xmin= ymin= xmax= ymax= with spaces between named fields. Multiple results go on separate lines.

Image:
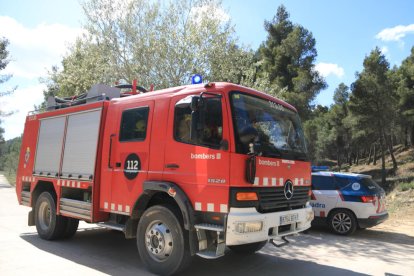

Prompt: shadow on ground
xmin=310 ymin=225 xmax=414 ymax=246
xmin=20 ymin=227 xmax=368 ymax=276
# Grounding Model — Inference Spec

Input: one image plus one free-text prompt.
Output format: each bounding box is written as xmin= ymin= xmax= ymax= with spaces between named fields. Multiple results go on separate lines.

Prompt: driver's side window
xmin=174 ymin=97 xmax=223 ymax=149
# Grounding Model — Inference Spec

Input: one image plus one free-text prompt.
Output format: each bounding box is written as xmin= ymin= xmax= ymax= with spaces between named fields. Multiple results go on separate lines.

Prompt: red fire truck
xmin=16 ymin=81 xmax=314 ymax=275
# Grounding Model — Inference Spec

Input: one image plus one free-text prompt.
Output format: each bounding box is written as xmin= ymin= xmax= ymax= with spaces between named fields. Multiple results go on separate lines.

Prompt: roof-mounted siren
xmin=191 ymin=74 xmax=203 ymax=84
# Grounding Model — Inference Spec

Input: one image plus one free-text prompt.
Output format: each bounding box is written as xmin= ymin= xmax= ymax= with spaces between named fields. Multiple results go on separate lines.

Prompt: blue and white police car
xmin=310 ymin=167 xmax=388 ymax=235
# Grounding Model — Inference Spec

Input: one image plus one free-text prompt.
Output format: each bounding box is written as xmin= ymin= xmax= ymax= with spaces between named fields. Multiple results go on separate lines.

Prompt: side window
xmin=335 ymin=177 xmax=351 ymax=189
xmin=312 ymin=175 xmax=336 ymax=190
xmin=174 ymin=97 xmax=223 ymax=148
xmin=119 ymin=107 xmax=149 ymax=142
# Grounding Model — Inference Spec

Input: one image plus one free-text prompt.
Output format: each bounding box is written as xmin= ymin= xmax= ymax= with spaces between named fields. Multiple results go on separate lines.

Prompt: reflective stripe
xmin=220 ymin=204 xmax=228 ymax=213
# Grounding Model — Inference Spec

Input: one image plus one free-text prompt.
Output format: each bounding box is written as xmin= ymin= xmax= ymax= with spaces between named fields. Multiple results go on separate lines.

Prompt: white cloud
xmin=380 ymin=46 xmax=389 ymax=55
xmin=315 ymin=63 xmax=345 ymax=78
xmin=0 ymin=16 xmax=83 ymax=139
xmin=1 ymin=84 xmax=46 ymax=140
xmin=0 ymin=16 xmax=84 ymax=79
xmin=376 ymin=24 xmax=414 ymax=42
xmin=190 ymin=5 xmax=230 ymax=25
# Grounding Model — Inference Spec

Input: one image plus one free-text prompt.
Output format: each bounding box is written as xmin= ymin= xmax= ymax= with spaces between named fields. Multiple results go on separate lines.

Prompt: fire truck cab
xmin=16 ymin=82 xmax=314 ymax=275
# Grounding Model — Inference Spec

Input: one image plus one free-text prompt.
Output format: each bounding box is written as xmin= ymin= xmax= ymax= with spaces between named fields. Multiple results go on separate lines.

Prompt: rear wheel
xmin=328 ymin=209 xmax=357 ymax=235
xmin=137 ymin=205 xmax=191 ymax=275
xmin=62 ymin=218 xmax=79 ymax=239
xmin=229 ymin=241 xmax=267 ymax=255
xmin=34 ymin=192 xmax=67 ymax=240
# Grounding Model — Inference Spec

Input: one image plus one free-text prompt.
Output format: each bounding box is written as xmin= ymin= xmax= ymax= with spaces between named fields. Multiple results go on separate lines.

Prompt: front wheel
xmin=137 ymin=205 xmax=191 ymax=275
xmin=228 ymin=241 xmax=267 ymax=255
xmin=328 ymin=209 xmax=357 ymax=235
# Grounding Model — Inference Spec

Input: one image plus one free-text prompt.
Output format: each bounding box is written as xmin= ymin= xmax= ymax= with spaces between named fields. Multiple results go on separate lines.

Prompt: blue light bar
xmin=191 ymin=74 xmax=203 ymax=84
xmin=311 ymin=166 xmax=329 ymax=172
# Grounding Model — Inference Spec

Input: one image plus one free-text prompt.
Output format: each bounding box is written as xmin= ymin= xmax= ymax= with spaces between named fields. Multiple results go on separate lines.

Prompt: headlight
xmin=235 ymin=221 xmax=263 ymax=233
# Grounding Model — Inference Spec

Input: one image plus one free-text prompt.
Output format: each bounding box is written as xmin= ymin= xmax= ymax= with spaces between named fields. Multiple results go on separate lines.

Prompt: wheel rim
xmin=332 ymin=212 xmax=352 ymax=234
xmin=145 ymin=220 xmax=174 ymax=262
xmin=38 ymin=201 xmax=52 ymax=231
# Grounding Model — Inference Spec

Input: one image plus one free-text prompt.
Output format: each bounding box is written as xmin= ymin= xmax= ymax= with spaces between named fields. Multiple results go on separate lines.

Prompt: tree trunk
xmin=385 ymin=133 xmax=398 ymax=172
xmin=373 ymin=143 xmax=377 ymax=166
xmin=404 ymin=126 xmax=408 ymax=147
xmin=356 ymin=149 xmax=359 ymax=165
xmin=379 ymin=131 xmax=386 ymax=186
xmin=337 ymin=150 xmax=341 ymax=172
xmin=410 ymin=124 xmax=414 ymax=147
xmin=367 ymin=144 xmax=372 ymax=165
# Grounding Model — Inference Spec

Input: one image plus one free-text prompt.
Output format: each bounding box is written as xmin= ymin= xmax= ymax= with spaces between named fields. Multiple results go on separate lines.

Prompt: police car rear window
xmin=359 ymin=178 xmax=382 ymax=192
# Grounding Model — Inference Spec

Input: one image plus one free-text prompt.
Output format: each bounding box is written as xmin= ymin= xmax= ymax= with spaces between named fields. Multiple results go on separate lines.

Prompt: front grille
xmin=257 ymin=186 xmax=310 ymax=213
xmin=230 ymin=186 xmax=310 ymax=214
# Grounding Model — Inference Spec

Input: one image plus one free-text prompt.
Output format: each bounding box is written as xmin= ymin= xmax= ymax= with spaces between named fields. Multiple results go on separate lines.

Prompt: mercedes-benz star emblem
xmin=284 ymin=180 xmax=294 ymax=200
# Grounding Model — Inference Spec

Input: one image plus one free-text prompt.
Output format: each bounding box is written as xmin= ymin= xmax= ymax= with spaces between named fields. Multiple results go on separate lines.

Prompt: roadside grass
xmin=399 ymin=181 xmax=414 ymax=192
xmin=3 ymin=171 xmax=16 ymax=186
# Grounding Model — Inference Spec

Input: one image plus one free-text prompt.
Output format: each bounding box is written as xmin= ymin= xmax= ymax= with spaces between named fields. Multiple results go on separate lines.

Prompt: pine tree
xmin=348 ymin=48 xmax=398 ymax=185
xmin=257 ymin=5 xmax=326 ymax=119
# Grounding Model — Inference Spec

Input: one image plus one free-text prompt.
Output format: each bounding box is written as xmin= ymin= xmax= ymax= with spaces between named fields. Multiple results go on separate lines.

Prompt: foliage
xmin=46 ymin=0 xmax=249 ymax=97
xmin=397 ymin=47 xmax=414 ymax=145
xmin=0 ymin=37 xmax=16 ymax=143
xmin=0 ymin=136 xmax=21 ymax=180
xmin=256 ymin=5 xmax=326 ymax=120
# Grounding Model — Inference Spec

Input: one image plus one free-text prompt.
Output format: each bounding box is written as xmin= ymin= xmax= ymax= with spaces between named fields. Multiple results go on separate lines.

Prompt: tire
xmin=62 ymin=218 xmax=79 ymax=239
xmin=229 ymin=241 xmax=267 ymax=255
xmin=328 ymin=209 xmax=357 ymax=235
xmin=34 ymin=192 xmax=67 ymax=240
xmin=137 ymin=205 xmax=191 ymax=276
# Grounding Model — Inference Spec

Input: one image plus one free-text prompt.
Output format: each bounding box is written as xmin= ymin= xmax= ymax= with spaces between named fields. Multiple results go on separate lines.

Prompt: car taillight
xmin=361 ymin=196 xmax=377 ymax=205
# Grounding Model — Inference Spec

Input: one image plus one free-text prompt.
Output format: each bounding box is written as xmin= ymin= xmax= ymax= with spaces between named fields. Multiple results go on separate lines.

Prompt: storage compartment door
xmin=34 ymin=116 xmax=66 ymax=176
xmin=61 ymin=109 xmax=102 ymax=180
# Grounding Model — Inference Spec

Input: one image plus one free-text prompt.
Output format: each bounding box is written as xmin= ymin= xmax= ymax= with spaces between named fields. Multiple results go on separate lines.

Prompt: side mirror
xmin=190 ymin=96 xmax=201 ymax=111
xmin=246 ymin=155 xmax=256 ymax=184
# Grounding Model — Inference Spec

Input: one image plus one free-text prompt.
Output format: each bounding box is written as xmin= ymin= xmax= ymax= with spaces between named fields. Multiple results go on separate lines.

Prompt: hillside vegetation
xmin=346 ymin=145 xmax=414 ymax=224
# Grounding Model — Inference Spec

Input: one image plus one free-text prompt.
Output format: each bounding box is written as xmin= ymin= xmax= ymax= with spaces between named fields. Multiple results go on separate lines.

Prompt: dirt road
xmin=1 ymin=174 xmax=413 ymax=276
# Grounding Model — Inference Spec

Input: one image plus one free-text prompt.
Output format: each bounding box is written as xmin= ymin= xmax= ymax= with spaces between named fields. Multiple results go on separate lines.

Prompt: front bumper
xmin=225 ymin=205 xmax=314 ymax=246
xmin=358 ymin=212 xmax=389 ymax=228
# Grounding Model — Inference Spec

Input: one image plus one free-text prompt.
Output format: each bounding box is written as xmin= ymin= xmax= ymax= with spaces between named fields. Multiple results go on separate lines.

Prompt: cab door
xmin=163 ymin=93 xmax=230 ymax=213
xmin=104 ymin=100 xmax=154 ymax=214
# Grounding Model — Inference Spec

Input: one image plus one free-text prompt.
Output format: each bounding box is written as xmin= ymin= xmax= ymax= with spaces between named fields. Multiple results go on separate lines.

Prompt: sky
xmin=1 ymin=0 xmax=414 ymax=140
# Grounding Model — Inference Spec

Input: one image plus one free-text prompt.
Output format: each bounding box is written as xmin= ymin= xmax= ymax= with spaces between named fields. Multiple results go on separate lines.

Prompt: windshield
xmin=230 ymin=92 xmax=308 ymax=160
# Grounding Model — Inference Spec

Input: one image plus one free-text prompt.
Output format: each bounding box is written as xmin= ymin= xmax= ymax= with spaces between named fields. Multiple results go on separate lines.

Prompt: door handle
xmin=165 ymin=163 xmax=180 ymax=169
xmin=108 ymin=134 xmax=116 ymax=169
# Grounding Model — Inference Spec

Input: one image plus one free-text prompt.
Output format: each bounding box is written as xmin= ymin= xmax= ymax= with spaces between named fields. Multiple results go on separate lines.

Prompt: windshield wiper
xmin=262 ymin=151 xmax=281 ymax=158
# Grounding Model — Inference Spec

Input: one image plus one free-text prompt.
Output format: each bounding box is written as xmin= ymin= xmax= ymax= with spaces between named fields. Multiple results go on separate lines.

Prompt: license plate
xmin=280 ymin=213 xmax=299 ymax=225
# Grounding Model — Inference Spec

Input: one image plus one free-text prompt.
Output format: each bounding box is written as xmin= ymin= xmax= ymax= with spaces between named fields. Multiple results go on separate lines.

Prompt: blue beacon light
xmin=191 ymin=74 xmax=203 ymax=84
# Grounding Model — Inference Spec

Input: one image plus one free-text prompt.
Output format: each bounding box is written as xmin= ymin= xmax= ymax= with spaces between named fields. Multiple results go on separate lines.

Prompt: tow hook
xmin=270 ymin=236 xmax=290 ymax=247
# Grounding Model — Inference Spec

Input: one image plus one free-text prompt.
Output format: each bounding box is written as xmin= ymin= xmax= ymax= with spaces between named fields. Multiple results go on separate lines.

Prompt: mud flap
xmin=28 ymin=210 xmax=35 ymax=226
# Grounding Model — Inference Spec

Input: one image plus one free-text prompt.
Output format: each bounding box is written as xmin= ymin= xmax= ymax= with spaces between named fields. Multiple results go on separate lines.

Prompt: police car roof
xmin=312 ymin=171 xmax=372 ymax=179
